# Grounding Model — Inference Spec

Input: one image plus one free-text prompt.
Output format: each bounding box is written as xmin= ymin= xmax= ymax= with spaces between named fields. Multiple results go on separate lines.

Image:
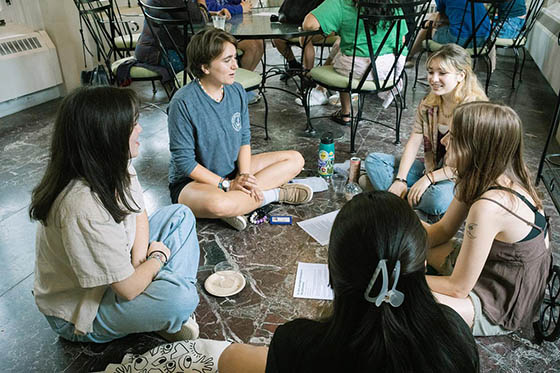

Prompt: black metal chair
xmin=303 ymin=0 xmax=432 ymax=152
xmin=75 ymin=0 xmax=163 ymax=89
xmin=533 ymin=32 xmax=560 ymax=343
xmin=413 ymin=0 xmax=514 ymax=93
xmin=495 ymin=0 xmax=544 ymax=89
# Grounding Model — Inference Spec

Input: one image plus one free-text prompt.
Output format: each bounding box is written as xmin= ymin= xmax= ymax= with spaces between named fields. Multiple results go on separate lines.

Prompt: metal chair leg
xmin=402 ymin=70 xmax=409 ymax=110
xmin=519 ymin=47 xmax=527 ymax=82
xmin=303 ymin=86 xmax=315 ymax=134
xmin=151 ymin=80 xmax=157 ymax=95
xmin=394 ymin=92 xmax=403 ymax=145
xmin=350 ymin=93 xmax=365 ymax=153
xmin=512 ymin=47 xmax=520 ymax=89
xmin=261 ymin=87 xmax=269 ymax=140
xmin=413 ymin=48 xmax=426 ymax=89
xmin=483 ymin=55 xmax=491 ymax=94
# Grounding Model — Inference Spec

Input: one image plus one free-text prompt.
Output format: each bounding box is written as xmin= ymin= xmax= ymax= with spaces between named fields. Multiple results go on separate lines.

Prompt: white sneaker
xmin=157 ymin=315 xmax=199 ymax=342
xmin=295 ymin=88 xmax=328 ymax=106
xmin=220 ymin=215 xmax=248 ymax=231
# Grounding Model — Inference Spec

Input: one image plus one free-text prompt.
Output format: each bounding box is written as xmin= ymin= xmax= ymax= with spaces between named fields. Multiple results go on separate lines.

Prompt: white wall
xmin=0 ymin=0 xmax=94 ymax=94
xmin=38 ymin=0 xmax=95 ymax=93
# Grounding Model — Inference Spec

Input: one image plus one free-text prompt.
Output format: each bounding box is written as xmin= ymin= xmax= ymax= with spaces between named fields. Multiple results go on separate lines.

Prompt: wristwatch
xmin=218 ymin=178 xmax=230 ymax=191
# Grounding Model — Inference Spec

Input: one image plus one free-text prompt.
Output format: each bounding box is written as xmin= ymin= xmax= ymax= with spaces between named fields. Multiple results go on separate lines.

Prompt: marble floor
xmin=1 ymin=46 xmax=560 ymax=372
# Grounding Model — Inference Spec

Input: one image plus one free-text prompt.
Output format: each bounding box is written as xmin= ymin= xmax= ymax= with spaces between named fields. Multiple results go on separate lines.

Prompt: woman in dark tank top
xmin=425 ymin=101 xmax=551 ymax=336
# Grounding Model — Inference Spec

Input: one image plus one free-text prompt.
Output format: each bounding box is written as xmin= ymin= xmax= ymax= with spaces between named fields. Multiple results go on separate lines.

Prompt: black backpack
xmin=278 ymin=0 xmax=324 ymax=24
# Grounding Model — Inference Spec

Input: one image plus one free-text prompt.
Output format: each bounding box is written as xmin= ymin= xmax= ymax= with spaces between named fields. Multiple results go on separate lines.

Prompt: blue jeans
xmin=45 ymin=204 xmax=200 ymax=343
xmin=498 ymin=17 xmax=525 ymax=39
xmin=433 ymin=25 xmax=489 ymax=48
xmin=364 ymin=153 xmax=454 ymax=215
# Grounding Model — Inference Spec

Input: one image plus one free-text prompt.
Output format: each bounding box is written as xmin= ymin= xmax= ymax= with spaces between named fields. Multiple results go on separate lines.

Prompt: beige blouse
xmin=33 ymin=165 xmax=144 ymax=334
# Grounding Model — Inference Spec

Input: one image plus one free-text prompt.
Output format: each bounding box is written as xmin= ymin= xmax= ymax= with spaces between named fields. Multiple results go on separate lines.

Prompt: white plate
xmin=204 ymin=270 xmax=246 ymax=297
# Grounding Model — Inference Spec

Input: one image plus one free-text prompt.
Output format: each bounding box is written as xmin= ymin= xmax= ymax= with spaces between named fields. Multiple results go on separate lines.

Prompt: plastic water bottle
xmin=318 ymin=132 xmax=335 ymax=179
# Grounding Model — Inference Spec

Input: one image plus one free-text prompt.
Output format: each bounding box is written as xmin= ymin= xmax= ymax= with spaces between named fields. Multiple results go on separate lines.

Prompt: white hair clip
xmin=364 ymin=259 xmax=404 ymax=307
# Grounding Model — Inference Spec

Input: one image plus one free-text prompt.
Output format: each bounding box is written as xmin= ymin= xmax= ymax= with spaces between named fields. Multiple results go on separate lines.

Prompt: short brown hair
xmin=451 ymin=101 xmax=541 ymax=208
xmin=186 ymin=28 xmax=238 ymax=79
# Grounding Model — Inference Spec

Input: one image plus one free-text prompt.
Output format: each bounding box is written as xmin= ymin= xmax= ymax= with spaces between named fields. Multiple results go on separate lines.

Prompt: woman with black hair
xmin=217 ymin=191 xmax=479 ymax=372
xmin=31 ymin=86 xmax=200 ymax=343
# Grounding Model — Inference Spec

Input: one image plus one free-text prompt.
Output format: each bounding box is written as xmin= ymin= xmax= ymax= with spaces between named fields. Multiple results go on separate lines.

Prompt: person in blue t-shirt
xmin=408 ymin=0 xmax=490 ymax=62
xmin=168 ymin=28 xmax=313 ymax=231
xmin=497 ymin=0 xmax=527 ymax=39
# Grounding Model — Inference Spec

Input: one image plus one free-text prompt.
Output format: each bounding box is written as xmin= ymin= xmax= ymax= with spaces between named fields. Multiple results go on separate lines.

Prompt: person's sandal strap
xmin=330 ymin=109 xmax=351 ymax=126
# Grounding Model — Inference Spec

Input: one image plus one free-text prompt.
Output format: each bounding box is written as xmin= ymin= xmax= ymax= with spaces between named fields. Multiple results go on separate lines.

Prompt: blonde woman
xmin=364 ymin=44 xmax=487 ymax=218
xmin=427 ymin=102 xmax=550 ymax=336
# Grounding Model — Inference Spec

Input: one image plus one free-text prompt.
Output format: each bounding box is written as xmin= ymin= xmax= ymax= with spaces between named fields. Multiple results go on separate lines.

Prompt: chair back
xmin=74 ymin=0 xmax=138 ymax=64
xmin=456 ymin=0 xmax=515 ymax=56
xmin=511 ymin=0 xmax=544 ymax=47
xmin=353 ymin=0 xmax=431 ymax=93
xmin=138 ymin=0 xmax=200 ymax=89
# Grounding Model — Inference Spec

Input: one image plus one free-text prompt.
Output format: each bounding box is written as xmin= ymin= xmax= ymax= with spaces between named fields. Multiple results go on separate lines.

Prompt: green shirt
xmin=312 ymin=0 xmax=408 ymax=57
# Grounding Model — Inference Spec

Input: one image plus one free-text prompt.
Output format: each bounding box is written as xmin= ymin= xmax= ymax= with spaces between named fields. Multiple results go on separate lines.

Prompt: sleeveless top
xmin=472 ymin=186 xmax=552 ymax=330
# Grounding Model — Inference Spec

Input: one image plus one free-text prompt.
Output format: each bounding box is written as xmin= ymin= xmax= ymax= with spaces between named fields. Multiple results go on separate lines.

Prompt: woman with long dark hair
xmin=31 ymin=86 xmax=200 ymax=343
xmin=425 ymin=102 xmax=551 ymax=336
xmin=217 ymin=191 xmax=479 ymax=372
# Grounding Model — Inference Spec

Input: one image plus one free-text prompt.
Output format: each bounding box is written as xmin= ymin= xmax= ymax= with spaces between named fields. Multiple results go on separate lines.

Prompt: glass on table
xmin=332 ymin=173 xmax=347 ymax=194
xmin=212 ymin=14 xmax=226 ymax=30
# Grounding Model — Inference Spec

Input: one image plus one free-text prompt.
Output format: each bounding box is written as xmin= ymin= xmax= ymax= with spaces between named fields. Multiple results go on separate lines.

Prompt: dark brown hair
xmin=29 ymin=86 xmax=141 ymax=224
xmin=186 ymin=27 xmax=238 ymax=79
xmin=451 ymin=101 xmax=541 ymax=208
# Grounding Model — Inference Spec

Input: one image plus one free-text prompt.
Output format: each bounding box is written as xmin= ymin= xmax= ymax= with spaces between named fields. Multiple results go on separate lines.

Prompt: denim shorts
xmin=498 ymin=17 xmax=525 ymax=39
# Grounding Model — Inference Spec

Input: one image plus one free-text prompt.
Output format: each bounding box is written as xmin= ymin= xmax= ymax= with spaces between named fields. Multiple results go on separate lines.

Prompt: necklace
xmin=439 ymin=102 xmax=454 ymax=119
xmin=198 ymin=79 xmax=224 ymax=103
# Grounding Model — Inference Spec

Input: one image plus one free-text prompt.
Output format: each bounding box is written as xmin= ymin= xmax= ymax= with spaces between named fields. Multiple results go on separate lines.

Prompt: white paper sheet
xmin=297 ymin=210 xmax=339 ymax=246
xmin=293 ymin=262 xmax=334 ymax=300
xmin=291 ymin=177 xmax=329 ymax=193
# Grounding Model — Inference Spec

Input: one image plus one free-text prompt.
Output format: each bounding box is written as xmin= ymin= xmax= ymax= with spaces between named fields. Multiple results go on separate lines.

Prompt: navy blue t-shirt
xmin=437 ymin=0 xmax=490 ymax=39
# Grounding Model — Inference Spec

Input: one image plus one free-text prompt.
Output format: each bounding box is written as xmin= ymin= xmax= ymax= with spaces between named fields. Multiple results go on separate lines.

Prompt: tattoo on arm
xmin=466 ymin=223 xmax=478 ymax=239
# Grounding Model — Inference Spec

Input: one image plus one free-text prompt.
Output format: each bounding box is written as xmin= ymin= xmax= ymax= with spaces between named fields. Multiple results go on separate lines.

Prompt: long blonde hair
xmin=423 ymin=44 xmax=488 ymax=107
xmin=451 ymin=101 xmax=541 ymax=208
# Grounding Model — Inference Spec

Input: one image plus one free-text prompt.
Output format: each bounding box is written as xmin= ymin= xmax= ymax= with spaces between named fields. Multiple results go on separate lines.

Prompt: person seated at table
xmin=30 ymin=86 xmax=201 ymax=343
xmin=497 ymin=0 xmax=527 ymax=39
xmin=363 ymin=44 xmax=487 ymax=219
xmin=271 ymin=39 xmax=304 ymax=82
xmin=135 ymin=0 xmax=211 ymax=76
xmin=206 ymin=0 xmax=264 ymax=103
xmin=168 ymin=28 xmax=313 ymax=231
xmin=425 ymin=101 xmax=551 ymax=336
xmin=407 ymin=0 xmax=490 ymax=65
xmin=301 ymin=0 xmax=409 ymax=124
xmin=217 ymin=191 xmax=480 ymax=372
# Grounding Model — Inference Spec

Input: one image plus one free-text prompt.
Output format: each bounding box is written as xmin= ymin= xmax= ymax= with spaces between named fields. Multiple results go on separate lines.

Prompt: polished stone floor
xmin=1 ymin=46 xmax=560 ymax=372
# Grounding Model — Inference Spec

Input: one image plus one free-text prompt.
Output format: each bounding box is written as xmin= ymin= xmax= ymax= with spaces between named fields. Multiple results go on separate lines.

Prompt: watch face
xmin=222 ymin=179 xmax=230 ymax=189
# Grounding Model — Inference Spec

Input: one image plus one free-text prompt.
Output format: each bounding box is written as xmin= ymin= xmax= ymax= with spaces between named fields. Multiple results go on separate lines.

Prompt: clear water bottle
xmin=318 ymin=132 xmax=335 ymax=179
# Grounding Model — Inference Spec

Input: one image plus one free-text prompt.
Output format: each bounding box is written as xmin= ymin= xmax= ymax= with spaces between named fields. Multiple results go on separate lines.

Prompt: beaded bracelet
xmin=147 ymin=252 xmax=165 ymax=269
xmin=148 ymin=249 xmax=168 ymax=263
